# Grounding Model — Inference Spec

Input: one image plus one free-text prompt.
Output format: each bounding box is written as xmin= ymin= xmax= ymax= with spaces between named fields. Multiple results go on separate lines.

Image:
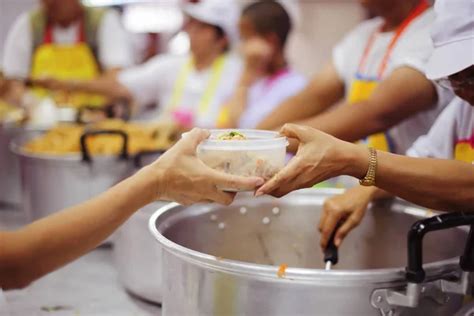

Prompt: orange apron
xmin=30 ymin=19 xmax=105 ymax=108
xmin=348 ymin=0 xmax=430 ymax=152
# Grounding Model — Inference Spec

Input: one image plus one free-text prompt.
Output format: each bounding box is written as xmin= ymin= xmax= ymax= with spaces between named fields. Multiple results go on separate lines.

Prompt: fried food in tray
xmin=23 ymin=119 xmax=177 ymax=156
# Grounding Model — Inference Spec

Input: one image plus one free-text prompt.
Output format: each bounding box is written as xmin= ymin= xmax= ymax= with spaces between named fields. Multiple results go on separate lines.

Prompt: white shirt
xmin=332 ymin=8 xmax=454 ymax=154
xmin=238 ymin=69 xmax=307 ymax=129
xmin=0 ymin=290 xmax=8 ymax=316
xmin=407 ymin=97 xmax=474 ymax=163
xmin=118 ymin=53 xmax=242 ymax=128
xmin=2 ymin=9 xmax=133 ymax=78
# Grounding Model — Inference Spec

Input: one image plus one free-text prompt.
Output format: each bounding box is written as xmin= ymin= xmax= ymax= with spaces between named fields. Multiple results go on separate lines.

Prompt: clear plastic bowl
xmin=193 ymin=129 xmax=288 ymax=191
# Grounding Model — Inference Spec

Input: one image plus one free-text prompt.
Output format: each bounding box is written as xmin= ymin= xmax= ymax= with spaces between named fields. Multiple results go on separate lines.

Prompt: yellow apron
xmin=30 ymin=20 xmax=105 ymax=108
xmin=348 ymin=0 xmax=430 ymax=152
xmin=168 ymin=54 xmax=227 ymax=126
xmin=455 ymin=137 xmax=474 ymax=163
xmin=347 ymin=76 xmax=392 ymax=151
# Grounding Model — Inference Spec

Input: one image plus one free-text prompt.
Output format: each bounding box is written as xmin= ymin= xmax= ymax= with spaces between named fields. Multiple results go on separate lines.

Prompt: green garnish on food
xmin=218 ymin=131 xmax=247 ymax=140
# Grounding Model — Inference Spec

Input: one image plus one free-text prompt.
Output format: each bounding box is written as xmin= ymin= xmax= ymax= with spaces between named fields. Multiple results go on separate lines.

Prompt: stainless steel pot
xmin=114 ymin=201 xmax=169 ymax=303
xmin=0 ymin=125 xmax=24 ymax=206
xmin=10 ymin=130 xmax=134 ymax=220
xmin=149 ymin=189 xmax=470 ymax=316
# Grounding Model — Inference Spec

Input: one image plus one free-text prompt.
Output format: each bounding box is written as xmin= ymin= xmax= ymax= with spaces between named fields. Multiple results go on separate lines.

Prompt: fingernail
xmin=255 ymin=178 xmax=264 ymax=186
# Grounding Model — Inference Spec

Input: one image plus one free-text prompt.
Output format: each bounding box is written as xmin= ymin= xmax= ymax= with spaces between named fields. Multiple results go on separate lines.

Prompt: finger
xmin=255 ymin=157 xmax=302 ymax=196
xmin=319 ymin=207 xmax=330 ymax=233
xmin=320 ymin=212 xmax=344 ymax=249
xmin=335 ymin=212 xmax=364 ymax=247
xmin=287 ymin=137 xmax=299 ymax=154
xmin=210 ymin=169 xmax=265 ymax=191
xmin=206 ymin=190 xmax=235 ymax=205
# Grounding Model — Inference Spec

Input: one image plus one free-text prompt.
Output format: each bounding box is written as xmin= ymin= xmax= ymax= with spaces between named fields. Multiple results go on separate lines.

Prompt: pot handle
xmin=133 ymin=149 xmax=166 ymax=168
xmin=371 ymin=212 xmax=474 ymax=312
xmin=80 ymin=130 xmax=129 ymax=162
xmin=406 ymin=212 xmax=474 ymax=284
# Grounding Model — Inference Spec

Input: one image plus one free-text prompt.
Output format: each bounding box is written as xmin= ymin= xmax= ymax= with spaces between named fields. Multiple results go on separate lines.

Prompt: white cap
xmin=426 ymin=0 xmax=474 ymax=80
xmin=182 ymin=0 xmax=240 ymax=44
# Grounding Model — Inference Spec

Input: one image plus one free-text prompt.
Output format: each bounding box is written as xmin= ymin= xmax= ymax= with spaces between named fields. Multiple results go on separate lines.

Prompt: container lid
xmin=185 ymin=129 xmax=289 ymax=151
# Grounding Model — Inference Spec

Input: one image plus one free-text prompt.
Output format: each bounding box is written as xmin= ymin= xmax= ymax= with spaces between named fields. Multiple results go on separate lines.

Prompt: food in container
xmin=192 ymin=129 xmax=288 ymax=190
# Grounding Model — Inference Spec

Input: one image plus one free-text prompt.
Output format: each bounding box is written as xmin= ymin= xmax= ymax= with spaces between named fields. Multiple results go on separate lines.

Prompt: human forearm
xmin=0 ymin=166 xmax=160 ymax=289
xmin=345 ymin=147 xmax=474 ymax=211
xmin=257 ymin=62 xmax=345 ymax=130
xmin=257 ymin=91 xmax=330 ymax=130
xmin=32 ymin=76 xmax=132 ymax=101
xmin=296 ymin=101 xmax=403 ymax=142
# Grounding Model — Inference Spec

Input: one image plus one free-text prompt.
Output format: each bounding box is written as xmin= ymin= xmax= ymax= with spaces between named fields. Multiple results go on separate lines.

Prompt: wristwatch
xmin=359 ymin=147 xmax=377 ymax=186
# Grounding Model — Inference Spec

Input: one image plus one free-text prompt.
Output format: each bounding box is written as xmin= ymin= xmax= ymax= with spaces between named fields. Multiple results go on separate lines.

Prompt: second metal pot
xmin=11 ymin=130 xmax=133 ymax=221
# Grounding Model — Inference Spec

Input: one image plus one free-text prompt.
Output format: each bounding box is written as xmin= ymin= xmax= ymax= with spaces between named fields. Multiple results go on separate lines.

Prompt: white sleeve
xmin=97 ymin=10 xmax=133 ymax=69
xmin=117 ymin=55 xmax=171 ymax=107
xmin=2 ymin=12 xmax=33 ymax=77
xmin=332 ymin=33 xmax=350 ymax=82
xmin=406 ymin=99 xmax=459 ymax=159
xmin=389 ymin=12 xmax=435 ymax=75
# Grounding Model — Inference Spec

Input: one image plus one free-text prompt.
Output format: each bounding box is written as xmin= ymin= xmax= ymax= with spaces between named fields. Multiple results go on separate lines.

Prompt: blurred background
xmin=0 ymin=0 xmax=366 ymax=77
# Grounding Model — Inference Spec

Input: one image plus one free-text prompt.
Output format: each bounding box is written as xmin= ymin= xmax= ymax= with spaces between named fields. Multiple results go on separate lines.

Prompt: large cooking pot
xmin=0 ymin=125 xmax=26 ymax=206
xmin=149 ymin=189 xmax=473 ymax=316
xmin=114 ymin=201 xmax=169 ymax=304
xmin=10 ymin=129 xmax=153 ymax=221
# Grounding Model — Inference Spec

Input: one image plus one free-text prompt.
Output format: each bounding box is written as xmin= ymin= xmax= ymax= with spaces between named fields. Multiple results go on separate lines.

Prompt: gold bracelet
xmin=359 ymin=147 xmax=377 ymax=186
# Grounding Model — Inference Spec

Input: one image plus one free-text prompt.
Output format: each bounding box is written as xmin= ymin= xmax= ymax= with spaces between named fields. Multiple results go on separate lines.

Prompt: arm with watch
xmin=255 ymin=124 xmax=474 ymax=245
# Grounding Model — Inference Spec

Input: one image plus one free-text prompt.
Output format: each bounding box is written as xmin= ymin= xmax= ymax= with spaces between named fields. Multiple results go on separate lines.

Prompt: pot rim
xmin=10 ymin=131 xmax=127 ymax=162
xmin=148 ymin=189 xmax=462 ymax=285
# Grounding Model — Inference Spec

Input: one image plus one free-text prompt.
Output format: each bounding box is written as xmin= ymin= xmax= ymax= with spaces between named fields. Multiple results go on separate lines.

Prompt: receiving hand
xmin=151 ymin=128 xmax=264 ymax=205
xmin=256 ymin=124 xmax=358 ymax=197
xmin=319 ymin=186 xmax=374 ymax=249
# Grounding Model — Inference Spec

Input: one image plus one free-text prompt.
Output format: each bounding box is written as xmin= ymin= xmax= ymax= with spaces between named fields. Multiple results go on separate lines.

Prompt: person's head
xmin=426 ymin=0 xmax=474 ymax=106
xmin=239 ymin=1 xmax=292 ymax=53
xmin=182 ymin=0 xmax=239 ymax=60
xmin=40 ymin=0 xmax=83 ymax=27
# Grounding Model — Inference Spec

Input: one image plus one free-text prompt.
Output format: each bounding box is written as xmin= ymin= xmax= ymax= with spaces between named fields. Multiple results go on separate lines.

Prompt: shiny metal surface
xmin=11 ymin=132 xmax=133 ymax=221
xmin=150 ymin=189 xmax=468 ymax=316
xmin=0 ymin=126 xmax=27 ymax=205
xmin=114 ymin=201 xmax=169 ymax=303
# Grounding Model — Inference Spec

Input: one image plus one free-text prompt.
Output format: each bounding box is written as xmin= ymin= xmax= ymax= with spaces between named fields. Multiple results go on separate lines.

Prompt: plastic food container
xmin=194 ymin=129 xmax=288 ymax=191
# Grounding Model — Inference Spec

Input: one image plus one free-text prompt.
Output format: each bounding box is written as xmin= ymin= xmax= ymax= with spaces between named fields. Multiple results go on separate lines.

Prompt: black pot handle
xmin=80 ymin=130 xmax=129 ymax=162
xmin=133 ymin=149 xmax=166 ymax=168
xmin=324 ymin=222 xmax=341 ymax=267
xmin=406 ymin=212 xmax=474 ymax=284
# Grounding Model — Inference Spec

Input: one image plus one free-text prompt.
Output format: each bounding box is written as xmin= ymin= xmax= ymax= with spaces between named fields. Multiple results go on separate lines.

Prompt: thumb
xmin=280 ymin=124 xmax=312 ymax=143
xmin=179 ymin=128 xmax=210 ymax=153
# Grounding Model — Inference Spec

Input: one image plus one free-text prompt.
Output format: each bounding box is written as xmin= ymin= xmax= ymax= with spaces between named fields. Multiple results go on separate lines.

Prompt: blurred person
xmin=217 ymin=0 xmax=307 ymax=129
xmin=256 ymin=0 xmax=474 ymax=250
xmin=0 ymin=128 xmax=263 ymax=293
xmin=32 ymin=0 xmax=242 ymax=129
xmin=258 ymin=0 xmax=453 ymax=157
xmin=2 ymin=0 xmax=133 ymax=107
